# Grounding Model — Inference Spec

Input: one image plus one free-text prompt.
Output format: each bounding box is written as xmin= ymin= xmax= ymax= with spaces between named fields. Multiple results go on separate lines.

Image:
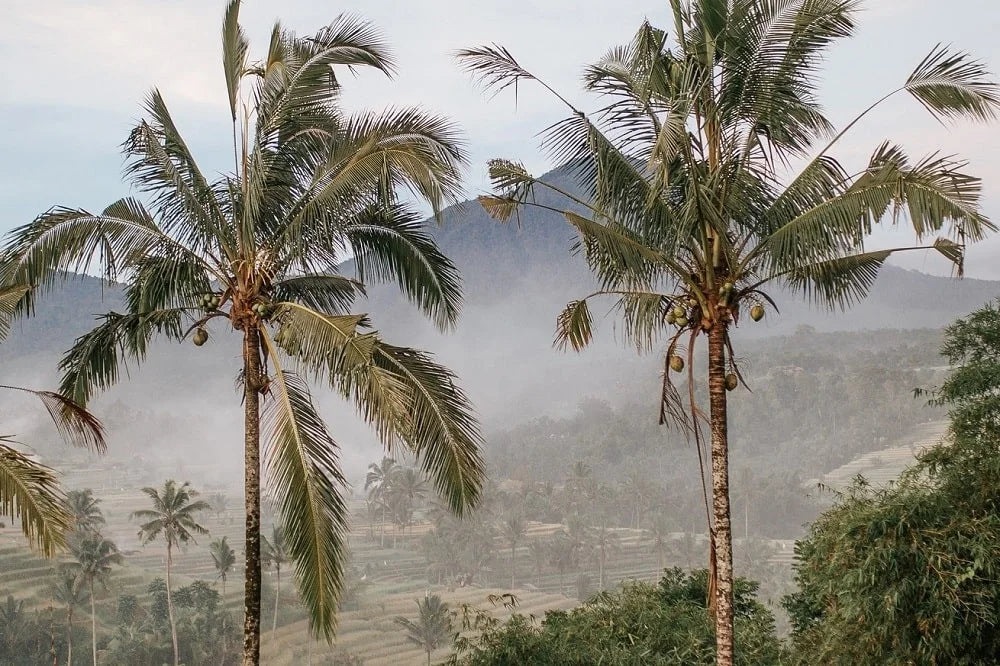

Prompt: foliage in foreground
xmin=453 ymin=569 xmax=781 ymax=665
xmin=785 ymin=300 xmax=1000 ymax=664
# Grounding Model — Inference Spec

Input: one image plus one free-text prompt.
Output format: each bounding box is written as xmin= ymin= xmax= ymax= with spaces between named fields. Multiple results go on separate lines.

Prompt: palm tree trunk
xmin=272 ymin=567 xmax=280 ymax=637
xmin=381 ymin=504 xmax=386 ymax=548
xmin=242 ymin=327 xmax=263 ymax=666
xmin=167 ymin=542 xmax=179 ymax=666
xmin=510 ymin=543 xmax=516 ymax=590
xmin=598 ymin=543 xmax=605 ymax=591
xmin=426 ymin=647 xmax=431 ymax=666
xmin=89 ymin=582 xmax=97 ymax=666
xmin=707 ymin=322 xmax=735 ymax=666
xmin=67 ymin=609 xmax=72 ymax=666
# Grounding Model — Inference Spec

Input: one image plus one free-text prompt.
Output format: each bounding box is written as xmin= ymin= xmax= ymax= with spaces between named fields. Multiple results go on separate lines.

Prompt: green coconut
xmin=672 ymin=306 xmax=685 ymax=319
xmin=192 ymin=328 xmax=208 ymax=347
xmin=750 ymin=305 xmax=765 ymax=322
xmin=669 ymin=355 xmax=685 ymax=373
xmin=676 ymin=316 xmax=689 ymax=327
xmin=725 ymin=373 xmax=738 ymax=391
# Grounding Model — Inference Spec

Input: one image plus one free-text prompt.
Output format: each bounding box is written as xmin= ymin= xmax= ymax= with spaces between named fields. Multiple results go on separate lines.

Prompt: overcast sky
xmin=3 ymin=0 xmax=1000 ymax=278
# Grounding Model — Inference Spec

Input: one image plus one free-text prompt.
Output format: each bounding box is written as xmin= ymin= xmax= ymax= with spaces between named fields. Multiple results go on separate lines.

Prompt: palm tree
xmin=460 ymin=3 xmax=997 ymax=661
xmin=52 ymin=567 xmax=89 ymax=666
xmin=0 ymin=286 xmax=106 ymax=556
xmin=646 ymin=515 xmax=671 ymax=572
xmin=528 ymin=539 xmax=548 ymax=587
xmin=67 ymin=489 xmax=106 ymax=535
xmin=1 ymin=4 xmax=484 ymax=662
xmin=365 ymin=457 xmax=397 ymax=547
xmin=132 ymin=479 xmax=210 ymax=666
xmin=499 ymin=512 xmax=527 ymax=589
xmin=393 ymin=594 xmax=454 ymax=666
xmin=210 ymin=536 xmax=237 ymax=596
xmin=69 ymin=534 xmax=122 ymax=666
xmin=0 ymin=595 xmax=27 ymax=657
xmin=261 ymin=525 xmax=290 ymax=638
xmin=387 ymin=466 xmax=428 ymax=543
xmin=591 ymin=524 xmax=620 ymax=592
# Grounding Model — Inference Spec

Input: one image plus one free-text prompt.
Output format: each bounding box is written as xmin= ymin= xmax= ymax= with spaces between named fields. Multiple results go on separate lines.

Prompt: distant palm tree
xmin=394 ymin=594 xmax=454 ymax=666
xmin=387 ymin=466 xmax=428 ymax=542
xmin=132 ymin=480 xmax=209 ymax=666
xmin=365 ymin=457 xmax=397 ymax=547
xmin=209 ymin=492 xmax=230 ymax=522
xmin=499 ymin=512 xmax=527 ymax=589
xmin=591 ymin=524 xmax=620 ymax=591
xmin=262 ymin=525 xmax=290 ymax=638
xmin=52 ymin=567 xmax=89 ymax=666
xmin=0 ymin=594 xmax=27 ymax=656
xmin=528 ymin=539 xmax=548 ymax=587
xmin=461 ymin=4 xmax=998 ymax=661
xmin=1 ymin=5 xmax=484 ymax=662
xmin=210 ymin=536 xmax=237 ymax=596
xmin=646 ymin=516 xmax=671 ymax=572
xmin=67 ymin=489 xmax=105 ymax=535
xmin=69 ymin=534 xmax=122 ymax=666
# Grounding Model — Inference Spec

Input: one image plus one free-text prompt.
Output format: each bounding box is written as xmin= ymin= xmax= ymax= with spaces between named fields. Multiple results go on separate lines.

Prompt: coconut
xmin=725 ymin=373 xmax=738 ymax=391
xmin=676 ymin=316 xmax=689 ymax=327
xmin=193 ymin=328 xmax=208 ymax=346
xmin=750 ymin=305 xmax=765 ymax=322
xmin=672 ymin=306 xmax=685 ymax=319
xmin=669 ymin=355 xmax=685 ymax=373
xmin=666 ymin=313 xmax=676 ymax=325
xmin=687 ymin=297 xmax=698 ymax=307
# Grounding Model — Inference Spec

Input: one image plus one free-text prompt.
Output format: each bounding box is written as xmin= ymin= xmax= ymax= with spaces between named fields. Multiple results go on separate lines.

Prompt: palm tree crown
xmin=132 ymin=480 xmax=210 ymax=548
xmin=67 ymin=489 xmax=106 ymax=535
xmin=394 ymin=594 xmax=454 ymax=665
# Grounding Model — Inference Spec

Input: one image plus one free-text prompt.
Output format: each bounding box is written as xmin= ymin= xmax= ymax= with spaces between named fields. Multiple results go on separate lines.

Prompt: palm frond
xmin=0 ymin=285 xmax=29 ymax=342
xmin=369 ymin=343 xmax=485 ymax=516
xmin=57 ymin=309 xmax=186 ymax=406
xmin=0 ymin=386 xmax=106 ymax=454
xmin=222 ymin=0 xmax=249 ymax=122
xmin=273 ymin=274 xmax=365 ymax=314
xmin=0 ymin=439 xmax=71 ymax=557
xmin=456 ymin=45 xmax=537 ymax=98
xmin=554 ymin=299 xmax=594 ymax=352
xmin=259 ymin=352 xmax=347 ymax=641
xmin=905 ymin=44 xmax=1000 ymax=123
xmin=345 ymin=203 xmax=463 ymax=329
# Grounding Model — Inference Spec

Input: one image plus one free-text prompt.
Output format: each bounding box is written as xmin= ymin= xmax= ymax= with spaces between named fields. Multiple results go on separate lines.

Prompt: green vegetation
xmin=461 ymin=1 xmax=998 ymax=660
xmin=453 ymin=570 xmax=781 ymax=665
xmin=786 ymin=301 xmax=1000 ymax=664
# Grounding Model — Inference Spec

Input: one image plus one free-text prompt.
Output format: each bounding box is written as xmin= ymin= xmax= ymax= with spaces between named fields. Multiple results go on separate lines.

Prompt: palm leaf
xmin=0 ymin=439 xmax=72 ymax=557
xmin=258 ymin=340 xmax=347 ymax=640
xmin=0 ymin=285 xmax=29 ymax=342
xmin=906 ymin=44 xmax=1000 ymax=123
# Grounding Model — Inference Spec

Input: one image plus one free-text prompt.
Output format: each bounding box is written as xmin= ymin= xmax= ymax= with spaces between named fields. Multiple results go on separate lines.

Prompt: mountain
xmin=1 ymin=167 xmax=996 ymax=485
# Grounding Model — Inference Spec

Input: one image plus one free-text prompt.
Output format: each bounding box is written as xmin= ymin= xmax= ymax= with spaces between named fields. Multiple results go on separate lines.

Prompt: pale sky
xmin=3 ymin=0 xmax=1000 ymax=278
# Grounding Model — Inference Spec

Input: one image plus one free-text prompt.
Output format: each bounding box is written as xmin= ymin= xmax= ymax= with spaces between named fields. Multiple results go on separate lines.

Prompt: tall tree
xmin=69 ymin=534 xmax=123 ymax=666
xmin=52 ymin=567 xmax=89 ymax=666
xmin=132 ymin=479 xmax=210 ymax=666
xmin=67 ymin=489 xmax=106 ymax=535
xmin=1 ymin=3 xmax=484 ymax=662
xmin=499 ymin=512 xmax=527 ymax=590
xmin=365 ymin=457 xmax=398 ymax=547
xmin=262 ymin=525 xmax=290 ymax=638
xmin=210 ymin=536 xmax=237 ymax=597
xmin=460 ymin=3 xmax=998 ymax=661
xmin=394 ymin=594 xmax=454 ymax=666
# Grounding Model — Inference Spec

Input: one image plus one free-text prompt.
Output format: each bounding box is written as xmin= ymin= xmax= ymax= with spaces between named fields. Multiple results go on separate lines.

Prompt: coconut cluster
xmin=252 ymin=302 xmax=276 ymax=319
xmin=199 ymin=293 xmax=221 ymax=311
